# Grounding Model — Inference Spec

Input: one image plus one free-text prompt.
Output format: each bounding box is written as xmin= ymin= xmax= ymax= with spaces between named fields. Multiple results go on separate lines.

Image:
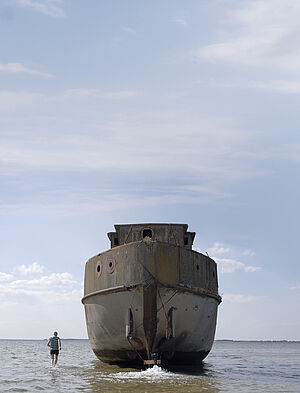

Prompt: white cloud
xmin=244 ymin=265 xmax=261 ymax=272
xmin=15 ymin=0 xmax=65 ymax=18
xmin=9 ymin=272 xmax=77 ymax=289
xmin=208 ymin=242 xmax=232 ymax=256
xmin=0 ymin=62 xmax=53 ymax=78
xmin=205 ymin=242 xmax=260 ymax=273
xmin=215 ymin=258 xmax=244 ymax=273
xmin=13 ymin=262 xmax=44 ymax=275
xmin=215 ymin=257 xmax=261 ymax=274
xmin=223 ymin=293 xmax=262 ymax=303
xmin=0 ymin=267 xmax=85 ymax=338
xmin=0 ymin=269 xmax=82 ymax=304
xmin=0 ymin=272 xmax=13 ymax=282
xmin=192 ymin=0 xmax=300 ymax=70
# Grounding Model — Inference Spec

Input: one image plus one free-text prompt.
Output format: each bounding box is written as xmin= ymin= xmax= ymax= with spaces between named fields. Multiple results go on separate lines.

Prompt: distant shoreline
xmin=0 ymin=338 xmax=299 ymax=342
xmin=215 ymin=339 xmax=300 ymax=343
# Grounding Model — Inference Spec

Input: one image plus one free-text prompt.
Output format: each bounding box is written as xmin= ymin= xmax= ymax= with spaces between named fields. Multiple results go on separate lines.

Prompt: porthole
xmin=96 ymin=262 xmax=102 ymax=277
xmin=107 ymin=258 xmax=115 ymax=273
xmin=196 ymin=265 xmax=199 ymax=271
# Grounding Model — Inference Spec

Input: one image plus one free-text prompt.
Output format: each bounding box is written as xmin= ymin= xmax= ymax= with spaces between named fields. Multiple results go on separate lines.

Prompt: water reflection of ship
xmin=82 ymin=223 xmax=222 ymax=366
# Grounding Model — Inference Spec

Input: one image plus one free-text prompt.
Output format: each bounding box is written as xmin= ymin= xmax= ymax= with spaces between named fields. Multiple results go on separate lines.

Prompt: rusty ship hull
xmin=82 ymin=224 xmax=221 ymax=366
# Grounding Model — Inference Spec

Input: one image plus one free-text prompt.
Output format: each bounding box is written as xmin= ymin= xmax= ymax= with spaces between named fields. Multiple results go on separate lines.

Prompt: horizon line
xmin=0 ymin=338 xmax=299 ymax=342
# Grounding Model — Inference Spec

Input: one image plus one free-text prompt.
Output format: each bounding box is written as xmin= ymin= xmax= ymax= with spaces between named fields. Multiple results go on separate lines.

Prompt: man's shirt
xmin=49 ymin=336 xmax=60 ymax=350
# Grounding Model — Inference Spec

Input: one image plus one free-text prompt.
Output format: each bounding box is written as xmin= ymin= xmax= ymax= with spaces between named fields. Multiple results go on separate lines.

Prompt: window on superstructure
xmin=143 ymin=229 xmax=152 ymax=238
xmin=114 ymin=237 xmax=119 ymax=246
xmin=184 ymin=237 xmax=189 ymax=245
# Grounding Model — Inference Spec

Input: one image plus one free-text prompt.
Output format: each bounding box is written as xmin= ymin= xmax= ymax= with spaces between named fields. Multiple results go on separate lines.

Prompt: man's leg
xmin=54 ymin=353 xmax=58 ymax=365
xmin=51 ymin=353 xmax=54 ymax=366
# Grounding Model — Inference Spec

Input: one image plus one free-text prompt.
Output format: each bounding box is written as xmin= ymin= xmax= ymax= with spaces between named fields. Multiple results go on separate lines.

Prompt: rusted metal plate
xmin=143 ymin=284 xmax=157 ymax=358
xmin=144 ymin=359 xmax=162 ymax=365
xmin=155 ymin=243 xmax=179 ymax=285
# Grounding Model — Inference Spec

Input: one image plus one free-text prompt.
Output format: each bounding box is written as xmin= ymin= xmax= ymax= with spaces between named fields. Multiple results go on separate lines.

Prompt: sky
xmin=0 ymin=0 xmax=299 ymax=340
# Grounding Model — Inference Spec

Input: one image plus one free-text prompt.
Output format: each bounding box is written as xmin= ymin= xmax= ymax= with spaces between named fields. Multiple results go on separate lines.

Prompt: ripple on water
xmin=1 ymin=340 xmax=300 ymax=393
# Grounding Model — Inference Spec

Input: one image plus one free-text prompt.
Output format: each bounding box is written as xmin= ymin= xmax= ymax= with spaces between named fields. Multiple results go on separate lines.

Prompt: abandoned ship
xmin=82 ymin=223 xmax=222 ymax=366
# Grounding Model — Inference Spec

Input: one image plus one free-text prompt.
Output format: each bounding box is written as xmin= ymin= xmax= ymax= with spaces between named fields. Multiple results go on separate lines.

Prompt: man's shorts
xmin=50 ymin=349 xmax=59 ymax=355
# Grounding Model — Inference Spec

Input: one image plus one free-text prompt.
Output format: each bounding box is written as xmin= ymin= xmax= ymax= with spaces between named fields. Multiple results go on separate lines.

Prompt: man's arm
xmin=58 ymin=338 xmax=61 ymax=350
xmin=47 ymin=340 xmax=50 ymax=347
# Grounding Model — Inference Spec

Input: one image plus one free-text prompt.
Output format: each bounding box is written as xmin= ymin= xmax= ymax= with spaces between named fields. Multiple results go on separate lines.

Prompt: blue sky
xmin=0 ymin=0 xmax=299 ymax=340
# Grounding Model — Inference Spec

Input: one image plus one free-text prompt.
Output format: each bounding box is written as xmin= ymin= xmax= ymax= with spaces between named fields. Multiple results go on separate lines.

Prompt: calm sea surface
xmin=0 ymin=340 xmax=299 ymax=392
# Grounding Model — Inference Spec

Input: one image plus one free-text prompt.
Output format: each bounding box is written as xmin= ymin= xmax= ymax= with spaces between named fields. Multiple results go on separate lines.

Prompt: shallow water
xmin=0 ymin=340 xmax=299 ymax=392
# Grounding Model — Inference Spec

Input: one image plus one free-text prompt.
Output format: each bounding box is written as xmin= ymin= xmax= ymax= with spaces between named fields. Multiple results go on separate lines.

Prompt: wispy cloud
xmin=123 ymin=27 xmax=136 ymax=35
xmin=243 ymin=249 xmax=256 ymax=257
xmin=173 ymin=16 xmax=188 ymax=27
xmin=198 ymin=78 xmax=300 ymax=94
xmin=0 ymin=90 xmax=43 ymax=111
xmin=62 ymin=88 xmax=140 ymax=100
xmin=192 ymin=0 xmax=300 ymax=70
xmin=0 ymin=90 xmax=254 ymax=182
xmin=15 ymin=0 xmax=65 ymax=18
xmin=250 ymin=80 xmax=300 ymax=94
xmin=0 ymin=183 xmax=231 ymax=217
xmin=0 ymin=62 xmax=53 ymax=78
xmin=0 ymin=84 xmax=264 ymax=216
xmin=215 ymin=258 xmax=261 ymax=274
xmin=290 ymin=285 xmax=300 ymax=290
xmin=223 ymin=293 xmax=262 ymax=303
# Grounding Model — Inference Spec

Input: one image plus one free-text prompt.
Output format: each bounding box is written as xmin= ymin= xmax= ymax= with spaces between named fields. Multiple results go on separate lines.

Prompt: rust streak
xmin=143 ymin=284 xmax=157 ymax=359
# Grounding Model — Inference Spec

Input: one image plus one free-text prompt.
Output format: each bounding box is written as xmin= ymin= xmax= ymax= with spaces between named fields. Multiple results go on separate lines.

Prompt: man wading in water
xmin=47 ymin=331 xmax=61 ymax=366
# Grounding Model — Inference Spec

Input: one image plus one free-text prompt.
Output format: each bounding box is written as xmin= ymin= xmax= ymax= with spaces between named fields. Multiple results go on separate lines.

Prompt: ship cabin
xmin=107 ymin=223 xmax=196 ymax=250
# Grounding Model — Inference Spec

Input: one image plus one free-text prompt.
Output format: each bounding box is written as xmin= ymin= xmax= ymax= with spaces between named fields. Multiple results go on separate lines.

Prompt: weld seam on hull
xmin=81 ymin=284 xmax=221 ymax=304
xmin=164 ymin=285 xmax=222 ymax=304
xmin=81 ymin=285 xmax=132 ymax=303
